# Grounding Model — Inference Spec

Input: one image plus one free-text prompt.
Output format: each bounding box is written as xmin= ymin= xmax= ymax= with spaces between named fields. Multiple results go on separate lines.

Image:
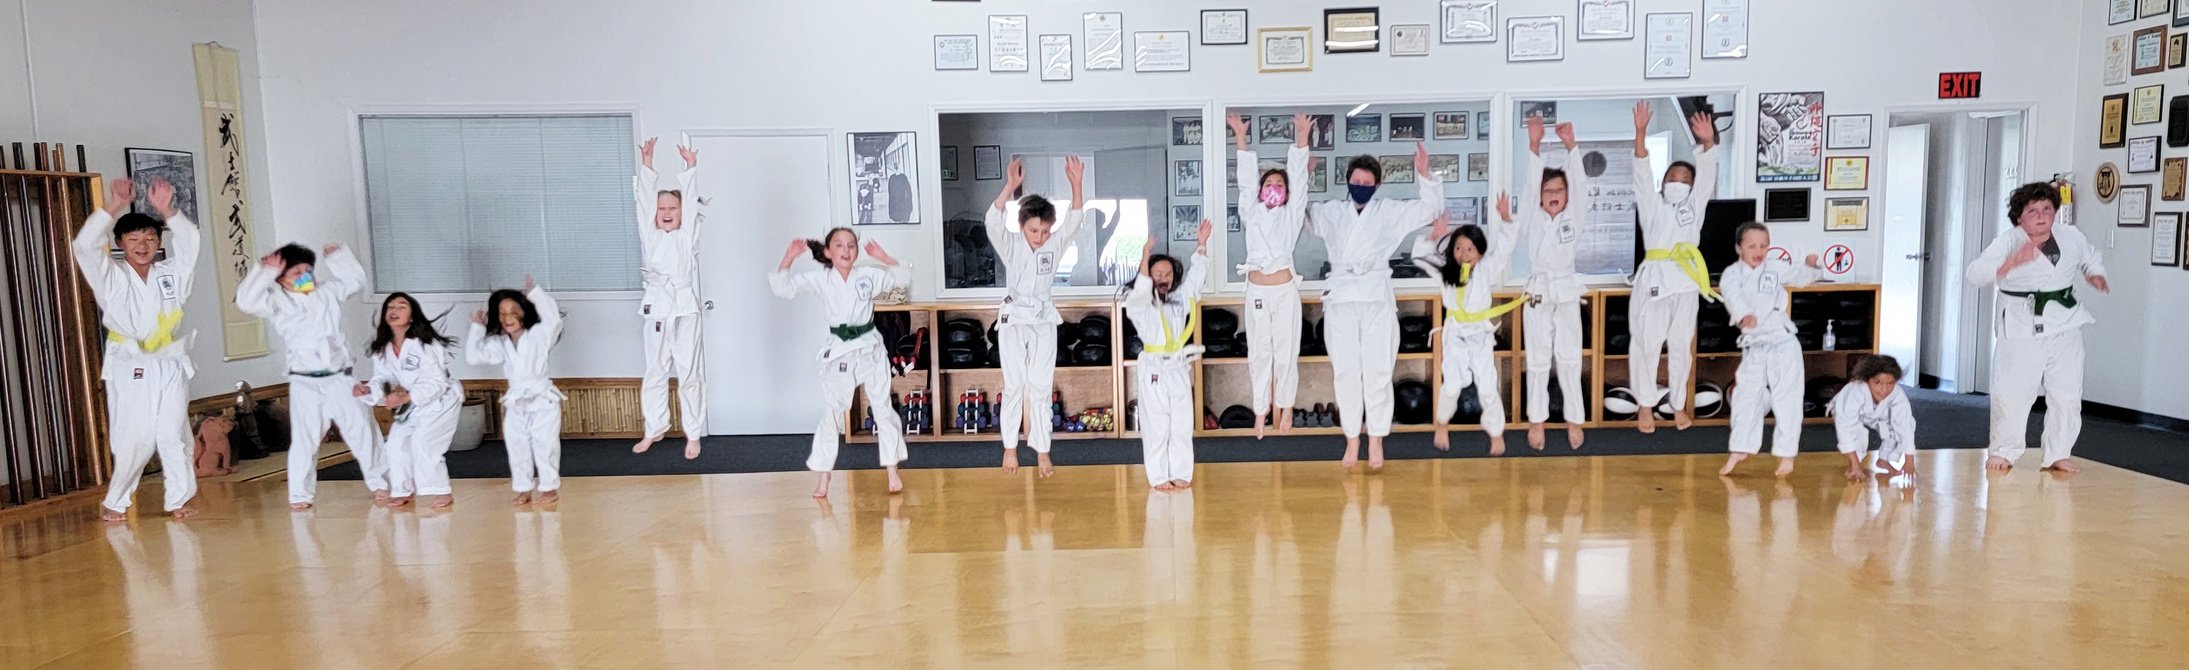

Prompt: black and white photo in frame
xmin=849 ymin=132 xmax=920 ymax=225
xmin=1171 ymin=205 xmax=1201 ymax=241
xmin=1389 ymin=114 xmax=1426 ymax=141
xmin=124 ymin=148 xmax=199 ymax=221
xmin=1307 ymin=114 xmax=1337 ymax=150
xmin=1259 ymin=115 xmax=1295 ymax=144
xmin=1348 ymin=114 xmax=1383 ymax=143
xmin=1173 ymin=117 xmax=1204 ymax=146
xmin=1175 ymin=160 xmax=1203 ymax=197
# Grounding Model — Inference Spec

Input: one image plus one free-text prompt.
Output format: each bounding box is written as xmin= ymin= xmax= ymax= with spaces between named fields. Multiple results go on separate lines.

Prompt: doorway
xmin=1879 ymin=108 xmax=2025 ymax=394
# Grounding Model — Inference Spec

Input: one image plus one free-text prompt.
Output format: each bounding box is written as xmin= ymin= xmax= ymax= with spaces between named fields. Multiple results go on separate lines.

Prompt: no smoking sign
xmin=1823 ymin=244 xmax=1854 ymax=275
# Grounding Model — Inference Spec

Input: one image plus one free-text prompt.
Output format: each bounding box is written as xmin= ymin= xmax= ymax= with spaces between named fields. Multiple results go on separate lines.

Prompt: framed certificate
xmin=2153 ymin=212 xmax=2181 ymax=267
xmin=2130 ymin=136 xmax=2161 ymax=173
xmin=1039 ymin=34 xmax=1073 ymax=82
xmin=933 ymin=34 xmax=979 ymax=71
xmin=2166 ymin=157 xmax=2186 ymax=200
xmin=1083 ymin=12 xmax=1124 ymax=71
xmin=1325 ymin=7 xmax=1381 ymax=53
xmin=2172 ymin=33 xmax=2187 ymax=68
xmin=1133 ymin=31 xmax=1191 ymax=72
xmin=1578 ymin=0 xmax=1633 ymax=41
xmin=2145 ymin=0 xmax=2172 ymax=18
xmin=2116 ymin=0 xmax=2141 ymax=24
xmin=1701 ymin=0 xmax=1748 ymax=59
xmin=1391 ymin=24 xmax=1431 ymax=56
xmin=1506 ymin=16 xmax=1564 ymax=62
xmin=1826 ymin=114 xmax=1872 ymax=150
xmin=2119 ymin=184 xmax=2151 ymax=227
xmin=1644 ymin=13 xmax=1692 ymax=79
xmin=1202 ymin=9 xmax=1248 ymax=46
xmin=973 ymin=145 xmax=1003 ymax=181
xmin=2107 ymin=34 xmax=2130 ymax=85
xmin=1441 ymin=0 xmax=1497 ymax=43
xmin=2101 ymin=94 xmax=2129 ymax=149
xmin=1824 ymin=157 xmax=1869 ymax=191
xmin=1825 ymin=197 xmax=1869 ymax=232
xmin=2135 ymin=25 xmax=2167 ymax=76
xmin=989 ymin=15 xmax=1029 ymax=72
xmin=1259 ymin=26 xmax=1313 ymax=72
xmin=2136 ymin=85 xmax=2166 ymax=124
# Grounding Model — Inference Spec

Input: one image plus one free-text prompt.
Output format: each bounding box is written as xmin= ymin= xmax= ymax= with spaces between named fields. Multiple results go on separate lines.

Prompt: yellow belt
xmin=1447 ymin=286 xmax=1526 ymax=323
xmin=106 ymin=308 xmax=184 ymax=353
xmin=1142 ymin=299 xmax=1199 ymax=355
xmin=1643 ymin=243 xmax=1721 ymax=301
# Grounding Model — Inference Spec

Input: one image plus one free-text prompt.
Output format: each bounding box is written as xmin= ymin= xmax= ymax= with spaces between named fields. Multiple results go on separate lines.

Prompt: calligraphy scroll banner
xmin=193 ymin=43 xmax=267 ymax=360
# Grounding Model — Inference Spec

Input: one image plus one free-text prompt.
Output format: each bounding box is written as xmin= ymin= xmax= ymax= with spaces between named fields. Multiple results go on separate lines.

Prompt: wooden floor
xmin=4 ymin=449 xmax=2188 ymax=669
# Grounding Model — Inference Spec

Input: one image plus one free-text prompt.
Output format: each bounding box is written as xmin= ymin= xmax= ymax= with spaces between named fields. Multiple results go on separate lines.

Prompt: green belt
xmin=290 ymin=368 xmax=352 ymax=378
xmin=829 ymin=322 xmax=877 ymax=341
xmin=2000 ymin=287 xmax=2076 ymax=316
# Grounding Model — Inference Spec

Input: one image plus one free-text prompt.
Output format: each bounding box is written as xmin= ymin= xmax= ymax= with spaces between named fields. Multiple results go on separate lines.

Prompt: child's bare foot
xmin=169 ymin=506 xmax=197 ymax=519
xmin=1637 ymin=412 xmax=1657 ymax=434
xmin=1433 ymin=425 xmax=1451 ymax=452
xmin=1566 ymin=425 xmax=1585 ymax=450
xmin=100 ymin=507 xmax=126 ymax=522
xmin=512 ymin=491 xmax=534 ymax=506
xmin=1255 ymin=415 xmax=1266 ymax=440
xmin=1900 ymin=460 xmax=1919 ymax=478
xmin=1527 ymin=423 xmax=1546 ymax=450
xmin=1341 ymin=437 xmax=1361 ymax=469
xmin=2042 ymin=459 xmax=2081 ymax=474
xmin=1719 ymin=453 xmax=1748 ymax=476
xmin=1037 ymin=453 xmax=1055 ymax=479
xmin=1985 ymin=456 xmax=2013 ymax=472
xmin=1171 ymin=479 xmax=1192 ymax=489
xmin=385 ymin=496 xmax=413 ymax=508
xmin=289 ymin=502 xmax=313 ymax=511
xmin=1674 ymin=410 xmax=1693 ymax=430
xmin=684 ymin=439 xmax=702 ymax=460
xmin=1154 ymin=482 xmax=1176 ymax=491
xmin=812 ymin=472 xmax=832 ymax=498
xmin=1367 ymin=436 xmax=1385 ymax=471
xmin=632 ymin=435 xmax=658 ymax=454
xmin=886 ymin=467 xmax=905 ymax=494
xmin=1774 ymin=457 xmax=1796 ymax=478
xmin=1001 ymin=449 xmax=1019 ymax=474
xmin=1278 ymin=408 xmax=1293 ymax=435
xmin=534 ymin=490 xmax=559 ymax=505
xmin=430 ymin=494 xmax=454 ymax=509
xmin=372 ymin=489 xmax=390 ymax=504
xmin=1844 ymin=464 xmax=1869 ymax=483
xmin=1488 ymin=434 xmax=1506 ymax=456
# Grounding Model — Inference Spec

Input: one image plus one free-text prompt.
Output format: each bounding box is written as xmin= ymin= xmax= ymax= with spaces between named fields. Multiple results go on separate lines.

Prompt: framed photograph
xmin=1170 ymin=205 xmax=1201 ymax=241
xmin=974 ymin=145 xmax=1003 ymax=180
xmin=1643 ymin=12 xmax=1694 ymax=79
xmin=1443 ymin=196 xmax=1485 ymax=226
xmin=124 ymin=148 xmax=199 ymax=221
xmin=1824 ymin=197 xmax=1869 ymax=232
xmin=1307 ymin=114 xmax=1336 ymax=150
xmin=1434 ymin=112 xmax=1471 ymax=139
xmin=1133 ymin=30 xmax=1191 ymax=72
xmin=1389 ymin=114 xmax=1426 ymax=142
xmin=2155 ymin=213 xmax=2182 ymax=267
xmin=1039 ymin=34 xmax=1073 ymax=81
xmin=1379 ymin=155 xmax=1416 ymax=184
xmin=1764 ymin=188 xmax=1811 ymax=222
xmin=1084 ymin=11 xmax=1124 ymax=71
xmin=1519 ymin=100 xmax=1558 ymax=125
xmin=2172 ymin=33 xmax=2187 ymax=68
xmin=1347 ymin=114 xmax=1383 ymax=143
xmin=1310 ymin=154 xmax=1329 ymax=193
xmin=1325 ymin=7 xmax=1381 ymax=53
xmin=989 ymin=15 xmax=1029 ymax=72
xmin=2102 ymin=93 xmax=2130 ymax=149
xmin=1824 ymin=156 xmax=1869 ymax=191
xmin=1476 ymin=111 xmax=1490 ymax=139
xmin=1202 ymin=9 xmax=1249 ymax=46
xmin=2116 ymin=0 xmax=2141 ymax=24
xmin=2174 ymin=96 xmax=2189 ymax=146
xmin=2136 ymin=85 xmax=2166 ymax=124
xmin=2108 ymin=34 xmax=2130 ymax=85
xmin=1466 ymin=153 xmax=1489 ymax=181
xmin=2166 ymin=157 xmax=2186 ymax=200
xmin=1227 ymin=205 xmax=1242 ymax=233
xmin=1258 ymin=26 xmax=1314 ymax=73
xmin=2135 ymin=25 xmax=2167 ymax=76
xmin=1174 ymin=160 xmax=1203 ymax=197
xmin=1258 ymin=115 xmax=1295 ymax=144
xmin=2119 ymin=184 xmax=2151 ymax=227
xmin=1505 ymin=16 xmax=1564 ymax=62
xmin=848 ymin=132 xmax=919 ymax=226
xmin=2178 ymin=0 xmax=2189 ymax=26
xmin=1825 ymin=114 xmax=1872 ymax=150
xmin=1391 ymin=24 xmax=1432 ymax=56
xmin=1429 ymin=154 xmax=1462 ymax=182
xmin=1757 ymin=92 xmax=1824 ymax=183
xmin=2146 ymin=0 xmax=2172 ymax=18
xmin=940 ymin=146 xmax=959 ymax=181
xmin=1578 ymin=0 xmax=1634 ymax=41
xmin=1173 ymin=117 xmax=1203 ymax=146
xmin=933 ymin=34 xmax=979 ymax=70
xmin=2130 ymin=136 xmax=2162 ymax=173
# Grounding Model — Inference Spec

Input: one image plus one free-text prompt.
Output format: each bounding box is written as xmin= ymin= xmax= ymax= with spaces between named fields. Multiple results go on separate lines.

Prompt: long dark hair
xmin=1435 ymin=225 xmax=1490 ymax=288
xmin=369 ymin=292 xmax=455 ymax=356
xmin=805 ymin=227 xmax=856 ymax=267
xmin=484 ymin=289 xmax=541 ymax=338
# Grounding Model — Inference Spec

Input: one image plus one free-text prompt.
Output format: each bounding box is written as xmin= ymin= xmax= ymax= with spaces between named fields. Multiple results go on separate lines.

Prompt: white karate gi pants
xmin=808 ymin=348 xmax=909 ymax=471
xmin=1988 ymin=331 xmax=2084 ymax=467
xmin=1629 ymin=293 xmax=1698 ymax=411
xmin=287 ymin=373 xmax=385 ymax=504
xmin=1437 ymin=329 xmax=1506 ymax=437
xmin=640 ymin=315 xmax=706 ymax=440
xmin=998 ymin=322 xmax=1057 ymax=454
xmin=1524 ymin=299 xmax=1585 ymax=424
xmin=1244 ymin=281 xmax=1302 ymax=417
xmin=1729 ymin=339 xmax=1807 ymax=457
xmin=1137 ymin=360 xmax=1196 ymax=486
xmin=100 ymin=360 xmax=196 ymax=513
xmin=1324 ymin=301 xmax=1399 ymax=438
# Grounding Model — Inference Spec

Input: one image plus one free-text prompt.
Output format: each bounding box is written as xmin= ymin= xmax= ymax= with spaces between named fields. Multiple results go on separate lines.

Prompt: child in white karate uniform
xmin=1965 ymin=182 xmax=2108 ymax=473
xmin=1228 ymin=113 xmax=1311 ymax=437
xmin=1830 ymin=355 xmax=1919 ymax=482
xmin=1411 ymin=199 xmax=1524 ymax=456
xmin=465 ymin=278 xmax=565 ymax=505
xmin=355 ymin=293 xmax=465 ymax=509
xmin=1627 ymin=102 xmax=1723 ymax=433
xmin=984 ymin=155 xmax=1088 ymax=478
xmin=1513 ymin=115 xmax=1591 ymax=451
xmin=1718 ymin=223 xmax=1823 ymax=477
xmin=632 ymin=137 xmax=709 ymax=460
xmin=770 ymin=228 xmax=912 ymax=498
xmin=71 ymin=178 xmax=199 ymax=520
xmin=236 ymin=242 xmax=386 ymax=510
xmin=1125 ymin=219 xmax=1211 ymax=490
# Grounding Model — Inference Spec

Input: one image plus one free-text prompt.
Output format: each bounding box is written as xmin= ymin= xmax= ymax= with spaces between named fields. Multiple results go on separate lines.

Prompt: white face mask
xmin=1662 ymin=182 xmax=1693 ymax=204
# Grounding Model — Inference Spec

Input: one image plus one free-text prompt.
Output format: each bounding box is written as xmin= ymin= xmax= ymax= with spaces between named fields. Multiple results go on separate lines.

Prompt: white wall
xmin=1 ymin=0 xmax=278 ymax=398
xmin=250 ymin=0 xmax=2086 ymax=414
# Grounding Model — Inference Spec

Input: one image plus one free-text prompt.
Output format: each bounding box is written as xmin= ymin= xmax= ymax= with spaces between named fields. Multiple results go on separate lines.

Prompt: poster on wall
xmin=1643 ymin=13 xmax=1693 ymax=79
xmin=1756 ymin=91 xmax=1824 ymax=183
xmin=1133 ymin=30 xmax=1191 ymax=72
xmin=1348 ymin=114 xmax=1383 ymax=143
xmin=1390 ymin=114 xmax=1426 ymax=141
xmin=1518 ymin=100 xmax=1558 ymax=125
xmin=1258 ymin=115 xmax=1295 ymax=144
xmin=1084 ymin=12 xmax=1124 ymax=70
xmin=2135 ymin=26 xmax=2168 ymax=76
xmin=1441 ymin=0 xmax=1497 ymax=43
xmin=1545 ymin=140 xmax=1640 ymax=275
xmin=1505 ymin=16 xmax=1564 ymax=62
xmin=1202 ymin=9 xmax=1248 ymax=46
xmin=1309 ymin=154 xmax=1329 ymax=192
xmin=2114 ymin=0 xmax=2139 ymax=25
xmin=124 ymin=149 xmax=199 ymax=222
xmin=1429 ymin=154 xmax=1462 ymax=182
xmin=2119 ymin=185 xmax=2151 ymax=227
xmin=1825 ymin=114 xmax=1872 ymax=150
xmin=1825 ymin=197 xmax=1869 ymax=232
xmin=849 ymin=132 xmax=921 ymax=225
xmin=192 ymin=42 xmax=265 ymax=360
xmin=1378 ymin=155 xmax=1416 ymax=184
xmin=1444 ymin=196 xmax=1484 ymax=226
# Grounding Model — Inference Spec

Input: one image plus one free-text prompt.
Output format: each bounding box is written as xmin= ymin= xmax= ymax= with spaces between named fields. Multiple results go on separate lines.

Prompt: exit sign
xmin=1939 ymin=72 xmax=1983 ymax=99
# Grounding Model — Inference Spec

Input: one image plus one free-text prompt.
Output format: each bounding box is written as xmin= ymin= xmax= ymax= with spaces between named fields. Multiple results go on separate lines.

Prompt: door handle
xmin=704 ymin=300 xmax=715 ymax=310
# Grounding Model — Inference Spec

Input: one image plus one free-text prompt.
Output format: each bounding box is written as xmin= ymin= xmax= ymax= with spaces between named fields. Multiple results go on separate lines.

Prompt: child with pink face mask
xmin=1226 ymin=112 xmax=1311 ymax=438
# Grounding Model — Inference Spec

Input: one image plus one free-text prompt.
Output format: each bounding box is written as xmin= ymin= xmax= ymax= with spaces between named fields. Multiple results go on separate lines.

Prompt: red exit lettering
xmin=1938 ymin=72 xmax=1983 ymax=99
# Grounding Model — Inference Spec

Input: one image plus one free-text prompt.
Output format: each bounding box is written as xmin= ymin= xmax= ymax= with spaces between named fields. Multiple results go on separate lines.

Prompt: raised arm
xmin=674 ymin=140 xmax=699 ymax=232
xmin=1631 ymin=103 xmax=1662 ymax=230
xmin=1283 ymin=143 xmax=1311 ymax=216
xmin=1177 ymin=219 xmax=1213 ymax=299
xmin=1391 ymin=142 xmax=1447 ymax=233
xmin=769 ymin=239 xmax=819 ymax=299
xmin=147 ymin=181 xmax=200 ymax=294
xmin=233 ymin=252 xmax=284 ymax=318
xmin=1788 ymin=255 xmax=1823 ymax=288
xmin=1065 ymin=153 xmax=1086 ymax=212
xmin=991 ymin=156 xmax=1025 ymax=214
xmin=1520 ymin=126 xmax=1548 ymax=220
xmin=526 ymin=282 xmax=563 ymax=342
xmin=462 ymin=315 xmax=502 ymax=366
xmin=635 ymin=138 xmax=661 ymax=242
xmin=1047 ymin=156 xmax=1092 ymax=248
xmin=1557 ymin=123 xmax=1591 ymax=224
xmin=318 ymin=243 xmax=369 ymax=299
xmin=1689 ymin=111 xmax=1721 ymax=204
xmin=72 ymin=181 xmax=129 ymax=291
xmin=864 ymin=241 xmax=912 ymax=293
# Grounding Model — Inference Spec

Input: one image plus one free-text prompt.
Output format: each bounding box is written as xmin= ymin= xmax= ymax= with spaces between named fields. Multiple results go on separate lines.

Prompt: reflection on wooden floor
xmin=4 ymin=449 xmax=2188 ymax=668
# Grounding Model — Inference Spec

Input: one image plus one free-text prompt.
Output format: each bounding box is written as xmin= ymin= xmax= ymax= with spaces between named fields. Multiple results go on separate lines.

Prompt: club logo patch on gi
xmin=132 ymin=368 xmax=144 ymax=380
xmin=1675 ymin=205 xmax=1697 ymax=227
xmin=1649 ymin=286 xmax=1661 ymax=298
xmin=1761 ymin=271 xmax=1781 ymax=292
xmin=1036 ymin=251 xmax=1056 ymax=275
xmin=1254 ymin=299 xmax=1264 ymax=310
xmin=1559 ymin=224 xmax=1575 ymax=244
xmin=156 ymin=275 xmax=178 ymax=300
xmin=838 ymin=362 xmax=849 ymax=373
xmin=401 ymin=354 xmax=420 ymax=371
xmin=642 ymin=304 xmax=651 ymax=315
xmin=856 ymin=276 xmax=876 ymax=296
xmin=654 ymin=322 xmax=662 ymax=333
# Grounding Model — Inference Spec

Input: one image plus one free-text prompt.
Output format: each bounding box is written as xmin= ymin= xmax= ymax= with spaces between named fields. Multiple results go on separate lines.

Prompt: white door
xmin=693 ymin=132 xmax=835 ymax=434
xmin=1879 ymin=123 xmax=1931 ymax=379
